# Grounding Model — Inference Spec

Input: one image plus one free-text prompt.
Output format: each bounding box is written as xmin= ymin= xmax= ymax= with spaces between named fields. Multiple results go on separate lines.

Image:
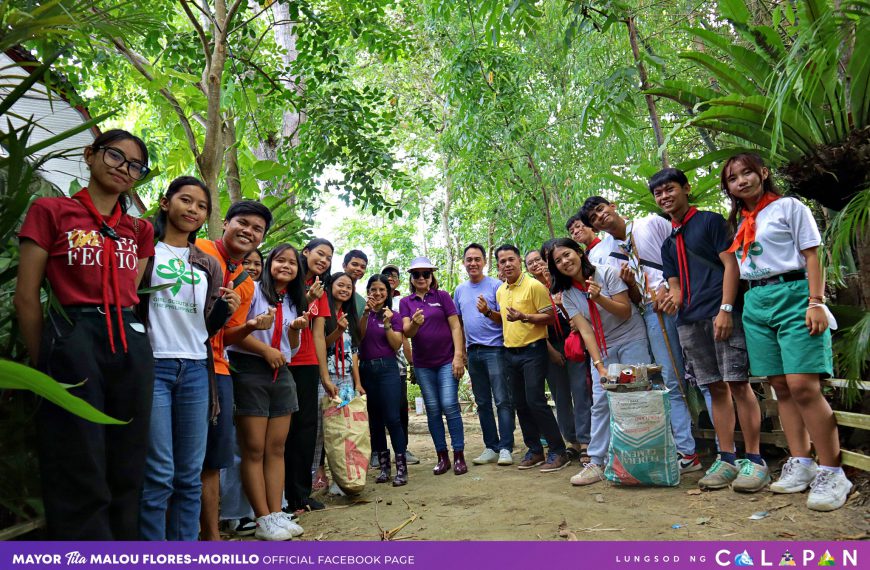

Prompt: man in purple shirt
xmin=453 ymin=243 xmax=515 ymax=466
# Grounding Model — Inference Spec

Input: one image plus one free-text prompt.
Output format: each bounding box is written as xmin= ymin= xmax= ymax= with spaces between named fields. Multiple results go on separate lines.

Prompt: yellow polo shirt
xmin=496 ymin=273 xmax=552 ymax=348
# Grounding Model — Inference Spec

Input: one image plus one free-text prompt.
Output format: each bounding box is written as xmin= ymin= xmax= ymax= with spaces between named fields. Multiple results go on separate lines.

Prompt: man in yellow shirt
xmin=493 ymin=245 xmax=570 ymax=474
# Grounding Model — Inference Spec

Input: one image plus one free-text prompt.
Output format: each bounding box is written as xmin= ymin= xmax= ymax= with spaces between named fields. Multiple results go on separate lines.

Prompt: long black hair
xmin=547 ymin=237 xmax=596 ymax=293
xmin=721 ymin=152 xmax=781 ymax=235
xmin=323 ymin=271 xmax=361 ymax=346
xmin=300 ymin=237 xmax=334 ymax=279
xmin=153 ymin=176 xmax=212 ymax=244
xmin=366 ymin=274 xmax=393 ymax=310
xmin=89 ymin=129 xmax=149 ymax=212
xmin=260 ymin=244 xmax=306 ymax=313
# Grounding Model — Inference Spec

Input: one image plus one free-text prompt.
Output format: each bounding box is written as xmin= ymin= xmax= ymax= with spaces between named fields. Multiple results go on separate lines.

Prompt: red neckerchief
xmin=671 ymin=206 xmax=698 ymax=307
xmin=71 ymin=188 xmax=127 ymax=353
xmin=271 ymin=290 xmax=285 ymax=382
xmin=727 ymin=192 xmax=780 ymax=262
xmin=334 ymin=308 xmax=346 ymax=378
xmin=214 ymin=239 xmax=243 ymax=288
xmin=572 ymin=279 xmax=607 ymax=357
xmin=587 ymin=237 xmax=601 ymax=251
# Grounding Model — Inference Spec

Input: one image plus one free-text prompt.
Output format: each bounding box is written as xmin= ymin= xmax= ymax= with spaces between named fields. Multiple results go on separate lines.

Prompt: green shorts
xmin=742 ymin=279 xmax=833 ymax=377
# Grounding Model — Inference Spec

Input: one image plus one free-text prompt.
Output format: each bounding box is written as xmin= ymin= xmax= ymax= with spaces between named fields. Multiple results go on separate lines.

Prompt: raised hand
xmin=337 ymin=313 xmax=349 ymax=330
xmin=290 ymin=310 xmax=311 ymax=331
xmin=219 ymin=286 xmax=241 ymax=314
xmin=476 ymin=294 xmax=489 ymax=314
xmin=382 ymin=307 xmax=394 ymax=325
xmin=248 ymin=306 xmax=276 ymax=330
xmin=619 ymin=263 xmax=636 ymax=287
xmin=411 ymin=308 xmax=425 ymax=325
xmin=585 ymin=278 xmax=602 ymax=301
xmin=506 ymin=307 xmax=524 ymax=322
xmin=308 ymin=276 xmax=324 ymax=300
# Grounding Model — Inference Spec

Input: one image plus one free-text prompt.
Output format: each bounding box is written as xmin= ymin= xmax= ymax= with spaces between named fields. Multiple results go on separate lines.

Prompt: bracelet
xmin=592 ymin=359 xmax=603 ymax=366
xmin=485 ymin=309 xmax=492 ymax=317
xmin=809 ymin=296 xmax=825 ymax=302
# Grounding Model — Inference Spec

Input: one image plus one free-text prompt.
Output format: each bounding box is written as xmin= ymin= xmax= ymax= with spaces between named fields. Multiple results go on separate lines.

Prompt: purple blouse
xmin=359 ymin=309 xmax=404 ymax=361
xmin=399 ymin=288 xmax=458 ymax=368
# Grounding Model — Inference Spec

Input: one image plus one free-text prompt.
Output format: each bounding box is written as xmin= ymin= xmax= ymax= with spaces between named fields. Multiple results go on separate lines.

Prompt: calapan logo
xmin=717 ymin=548 xmax=857 ymax=567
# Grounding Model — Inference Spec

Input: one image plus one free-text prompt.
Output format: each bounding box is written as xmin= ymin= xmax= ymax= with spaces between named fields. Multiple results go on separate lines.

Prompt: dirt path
xmin=241 ymin=413 xmax=869 ymax=542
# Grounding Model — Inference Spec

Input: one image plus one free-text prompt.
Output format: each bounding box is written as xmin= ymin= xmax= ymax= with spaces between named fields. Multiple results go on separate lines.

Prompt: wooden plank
xmin=823 ymin=379 xmax=870 ymax=391
xmin=833 ymin=411 xmax=870 ymax=431
xmin=0 ymin=517 xmax=43 ymax=541
xmin=841 ymin=450 xmax=870 ymax=472
xmin=693 ymin=428 xmax=789 ymax=448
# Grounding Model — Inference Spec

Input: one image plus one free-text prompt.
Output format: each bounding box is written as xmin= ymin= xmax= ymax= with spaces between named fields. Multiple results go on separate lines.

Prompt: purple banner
xmin=0 ymin=541 xmax=865 ymax=570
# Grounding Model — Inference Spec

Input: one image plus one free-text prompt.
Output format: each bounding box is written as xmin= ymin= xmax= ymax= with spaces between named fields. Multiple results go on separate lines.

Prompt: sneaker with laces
xmin=807 ymin=469 xmax=853 ymax=512
xmin=254 ymin=513 xmax=294 ymax=541
xmin=698 ymin=457 xmax=740 ymax=490
xmin=570 ymin=462 xmax=605 ymax=486
xmin=678 ymin=452 xmax=703 ymax=474
xmin=770 ymin=457 xmax=818 ymax=494
xmin=540 ymin=452 xmax=571 ymax=473
xmin=472 ymin=448 xmax=499 ymax=465
xmin=517 ymin=451 xmax=545 ymax=470
xmin=731 ymin=458 xmax=770 ymax=493
xmin=497 ymin=449 xmax=513 ymax=465
xmin=274 ymin=512 xmax=304 ymax=537
xmin=405 ymin=450 xmax=421 ymax=465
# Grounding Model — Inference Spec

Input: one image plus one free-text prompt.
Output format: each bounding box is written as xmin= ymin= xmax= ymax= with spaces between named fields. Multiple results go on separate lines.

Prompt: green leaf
xmin=0 ymin=360 xmax=127 ymax=424
xmin=137 ymin=283 xmax=174 ymax=295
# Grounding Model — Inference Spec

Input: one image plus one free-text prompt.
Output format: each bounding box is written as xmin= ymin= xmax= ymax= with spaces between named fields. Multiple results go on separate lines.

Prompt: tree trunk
xmin=441 ymin=155 xmax=455 ymax=289
xmin=224 ymin=114 xmax=243 ymax=202
xmin=526 ymin=153 xmax=555 ymax=239
xmin=626 ymin=16 xmax=668 ymax=169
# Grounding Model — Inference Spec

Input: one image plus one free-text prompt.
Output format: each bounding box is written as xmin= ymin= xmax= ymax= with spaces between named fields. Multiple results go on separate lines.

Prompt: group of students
xmin=13 ymin=129 xmax=852 ymax=543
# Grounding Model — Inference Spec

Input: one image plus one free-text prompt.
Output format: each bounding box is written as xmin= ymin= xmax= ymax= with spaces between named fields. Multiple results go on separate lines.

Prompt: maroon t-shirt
xmin=19 ymin=196 xmax=155 ymax=307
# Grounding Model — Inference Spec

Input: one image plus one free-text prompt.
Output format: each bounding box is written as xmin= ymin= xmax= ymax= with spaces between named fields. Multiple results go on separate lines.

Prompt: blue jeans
xmin=588 ymin=341 xmax=652 ymax=465
xmin=360 ymin=357 xmax=408 ymax=455
xmin=415 ymin=363 xmax=465 ymax=452
xmin=467 ymin=345 xmax=514 ymax=452
xmin=505 ymin=340 xmax=565 ymax=456
xmin=140 ymin=358 xmax=209 ymax=541
xmin=643 ymin=304 xmax=696 ymax=455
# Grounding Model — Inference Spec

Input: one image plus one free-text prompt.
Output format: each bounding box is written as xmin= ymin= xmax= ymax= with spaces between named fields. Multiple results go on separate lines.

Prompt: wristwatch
xmin=720 ymin=304 xmax=733 ymax=313
xmin=484 ymin=309 xmax=492 ymax=317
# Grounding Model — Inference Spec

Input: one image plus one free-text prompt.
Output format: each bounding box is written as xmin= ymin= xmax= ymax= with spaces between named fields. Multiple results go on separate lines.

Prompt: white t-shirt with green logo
xmin=148 ymin=243 xmax=210 ymax=359
xmin=735 ymin=197 xmax=821 ymax=281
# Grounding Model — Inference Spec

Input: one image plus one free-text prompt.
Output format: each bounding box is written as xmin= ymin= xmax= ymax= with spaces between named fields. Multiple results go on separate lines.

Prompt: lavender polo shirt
xmin=399 ymin=288 xmax=458 ymax=368
xmin=359 ymin=310 xmax=404 ymax=361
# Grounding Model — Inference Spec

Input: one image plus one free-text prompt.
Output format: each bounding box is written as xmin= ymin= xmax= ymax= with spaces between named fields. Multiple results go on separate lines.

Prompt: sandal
xmin=579 ymin=447 xmax=591 ymax=465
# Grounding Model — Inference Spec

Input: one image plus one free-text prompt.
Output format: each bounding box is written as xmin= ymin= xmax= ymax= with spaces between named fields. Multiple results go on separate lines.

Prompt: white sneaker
xmin=328 ymin=482 xmax=346 ymax=496
xmin=770 ymin=457 xmax=817 ymax=494
xmin=274 ymin=512 xmax=304 ymax=537
xmin=497 ymin=449 xmax=513 ymax=466
xmin=570 ymin=463 xmax=605 ymax=486
xmin=405 ymin=450 xmax=421 ymax=465
xmin=472 ymin=448 xmax=499 ymax=465
xmin=807 ymin=469 xmax=853 ymax=512
xmin=254 ymin=513 xmax=294 ymax=541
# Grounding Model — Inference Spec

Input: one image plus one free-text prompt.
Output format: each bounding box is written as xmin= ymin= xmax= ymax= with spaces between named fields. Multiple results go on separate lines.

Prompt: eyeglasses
xmin=411 ymin=270 xmax=432 ymax=279
xmin=98 ymin=146 xmax=150 ymax=181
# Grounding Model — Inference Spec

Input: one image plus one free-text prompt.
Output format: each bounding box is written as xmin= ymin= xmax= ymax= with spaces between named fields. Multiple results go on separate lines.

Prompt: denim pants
xmin=587 ymin=341 xmax=652 ymax=466
xmin=505 ymin=340 xmax=565 ymax=456
xmin=415 ymin=363 xmax=465 ymax=452
xmin=140 ymin=358 xmax=209 ymax=541
xmin=643 ymin=304 xmax=696 ymax=455
xmin=361 ymin=357 xmax=408 ymax=455
xmin=466 ymin=345 xmax=514 ymax=452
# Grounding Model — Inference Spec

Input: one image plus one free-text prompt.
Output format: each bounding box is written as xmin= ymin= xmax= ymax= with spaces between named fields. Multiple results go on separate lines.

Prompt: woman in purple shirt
xmin=359 ymin=274 xmax=408 ymax=486
xmin=399 ymin=257 xmax=467 ymax=476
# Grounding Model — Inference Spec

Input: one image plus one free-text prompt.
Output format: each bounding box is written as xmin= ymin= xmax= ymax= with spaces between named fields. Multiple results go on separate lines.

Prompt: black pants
xmin=285 ymin=364 xmax=319 ymax=508
xmin=400 ymin=375 xmax=409 ymax=437
xmin=505 ymin=339 xmax=565 ymax=455
xmin=361 ymin=357 xmax=408 ymax=454
xmin=37 ymin=309 xmax=154 ymax=540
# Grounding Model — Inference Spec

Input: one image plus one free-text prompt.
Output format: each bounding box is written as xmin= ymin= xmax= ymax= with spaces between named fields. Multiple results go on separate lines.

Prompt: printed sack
xmin=322 ymin=394 xmax=371 ymax=494
xmin=604 ymin=389 xmax=679 ymax=486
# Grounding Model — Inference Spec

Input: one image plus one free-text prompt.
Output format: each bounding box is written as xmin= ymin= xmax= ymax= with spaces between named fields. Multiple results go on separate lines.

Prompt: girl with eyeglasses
xmin=399 ymin=257 xmax=467 ymax=476
xmin=15 ymin=130 xmax=156 ymax=539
